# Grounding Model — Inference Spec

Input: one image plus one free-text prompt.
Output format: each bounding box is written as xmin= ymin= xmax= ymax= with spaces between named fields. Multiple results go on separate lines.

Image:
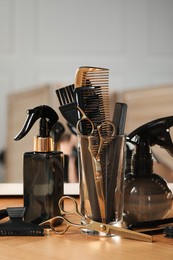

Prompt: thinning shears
xmin=76 ymin=106 xmax=116 ymax=223
xmin=40 ymin=196 xmax=152 ymax=243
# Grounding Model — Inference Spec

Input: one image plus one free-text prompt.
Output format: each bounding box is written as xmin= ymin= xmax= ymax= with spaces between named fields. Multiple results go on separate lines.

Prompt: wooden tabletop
xmin=0 ymin=196 xmax=173 ymax=260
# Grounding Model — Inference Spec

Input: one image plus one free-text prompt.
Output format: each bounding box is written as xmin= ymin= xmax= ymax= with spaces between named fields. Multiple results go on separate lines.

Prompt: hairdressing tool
xmin=75 ymin=66 xmax=109 ymax=89
xmin=78 ymin=135 xmax=102 ymax=221
xmin=74 ymin=66 xmax=111 ymax=181
xmin=56 ymin=84 xmax=78 ymax=128
xmin=0 ymin=207 xmax=44 ymax=236
xmin=55 ymin=84 xmax=98 ymax=133
xmin=77 ymin=112 xmax=116 ymax=168
xmin=76 ymin=106 xmax=116 ymax=223
xmin=106 ymin=102 xmax=127 ymax=223
xmin=74 ymin=66 xmax=117 ymax=223
xmin=112 ymin=102 xmax=127 ymax=135
xmin=74 ymin=66 xmax=110 ymax=132
xmin=40 ymin=196 xmax=152 ymax=242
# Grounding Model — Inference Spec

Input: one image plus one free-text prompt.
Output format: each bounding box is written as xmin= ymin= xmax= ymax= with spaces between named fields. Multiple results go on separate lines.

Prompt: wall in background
xmin=0 ymin=0 xmax=173 ymax=149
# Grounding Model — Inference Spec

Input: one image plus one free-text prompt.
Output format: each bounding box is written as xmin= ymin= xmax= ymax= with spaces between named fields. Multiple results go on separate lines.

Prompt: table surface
xmin=0 ymin=196 xmax=173 ymax=260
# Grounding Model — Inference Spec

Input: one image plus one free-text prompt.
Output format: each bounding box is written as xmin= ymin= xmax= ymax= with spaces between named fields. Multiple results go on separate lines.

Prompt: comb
xmin=75 ymin=66 xmax=112 ymax=179
xmin=56 ymin=84 xmax=78 ymax=128
xmin=75 ymin=66 xmax=109 ymax=89
xmin=105 ymin=102 xmax=127 ymax=222
xmin=0 ymin=207 xmax=44 ymax=236
xmin=74 ymin=66 xmax=110 ymax=137
xmin=74 ymin=66 xmax=111 ymax=223
xmin=112 ymin=102 xmax=127 ymax=135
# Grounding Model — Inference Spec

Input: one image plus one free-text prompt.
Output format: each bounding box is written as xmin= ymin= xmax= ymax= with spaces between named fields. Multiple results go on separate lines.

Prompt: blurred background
xmin=0 ymin=0 xmax=173 ymax=185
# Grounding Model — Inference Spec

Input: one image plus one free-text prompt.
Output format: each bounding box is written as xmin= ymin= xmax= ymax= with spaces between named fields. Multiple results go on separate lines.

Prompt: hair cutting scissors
xmin=76 ymin=106 xmax=116 ymax=223
xmin=40 ymin=196 xmax=152 ymax=242
xmin=76 ymin=106 xmax=115 ymax=138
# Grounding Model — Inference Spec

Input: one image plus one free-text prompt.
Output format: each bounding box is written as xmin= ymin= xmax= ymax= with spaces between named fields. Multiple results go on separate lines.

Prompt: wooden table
xmin=0 ymin=196 xmax=173 ymax=260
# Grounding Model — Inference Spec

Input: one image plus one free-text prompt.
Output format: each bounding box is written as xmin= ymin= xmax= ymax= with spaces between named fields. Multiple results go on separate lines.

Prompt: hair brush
xmin=56 ymin=84 xmax=78 ymax=129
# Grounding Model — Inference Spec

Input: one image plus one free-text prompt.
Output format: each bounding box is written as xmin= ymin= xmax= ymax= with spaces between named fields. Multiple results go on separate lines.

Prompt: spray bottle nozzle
xmin=127 ymin=115 xmax=173 ymax=157
xmin=14 ymin=105 xmax=59 ymax=141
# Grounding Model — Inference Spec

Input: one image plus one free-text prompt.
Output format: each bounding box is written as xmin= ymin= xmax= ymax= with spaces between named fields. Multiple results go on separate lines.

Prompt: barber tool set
xmin=57 ymin=67 xmax=127 ymax=226
xmin=0 ymin=66 xmax=173 ymax=241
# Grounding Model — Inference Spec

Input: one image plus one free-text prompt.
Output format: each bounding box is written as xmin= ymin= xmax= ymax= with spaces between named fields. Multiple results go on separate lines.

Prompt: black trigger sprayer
xmin=14 ymin=105 xmax=64 ymax=224
xmin=14 ymin=105 xmax=65 ymax=151
xmin=124 ymin=116 xmax=173 ymax=225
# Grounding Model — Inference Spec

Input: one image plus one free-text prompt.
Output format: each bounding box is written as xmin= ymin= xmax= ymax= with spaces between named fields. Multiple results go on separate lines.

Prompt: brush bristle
xmin=56 ymin=84 xmax=75 ymax=106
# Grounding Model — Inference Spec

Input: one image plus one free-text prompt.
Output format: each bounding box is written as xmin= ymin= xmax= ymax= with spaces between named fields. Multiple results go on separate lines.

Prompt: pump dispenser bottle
xmin=124 ymin=116 xmax=173 ymax=225
xmin=14 ymin=105 xmax=64 ymax=224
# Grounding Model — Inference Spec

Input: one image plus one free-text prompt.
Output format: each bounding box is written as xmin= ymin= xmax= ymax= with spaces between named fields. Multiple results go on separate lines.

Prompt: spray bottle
xmin=124 ymin=116 xmax=173 ymax=224
xmin=14 ymin=105 xmax=64 ymax=224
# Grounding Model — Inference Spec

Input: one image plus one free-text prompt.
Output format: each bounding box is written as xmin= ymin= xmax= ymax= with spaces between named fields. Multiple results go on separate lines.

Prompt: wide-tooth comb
xmin=75 ymin=66 xmax=109 ymax=88
xmin=56 ymin=84 xmax=78 ymax=128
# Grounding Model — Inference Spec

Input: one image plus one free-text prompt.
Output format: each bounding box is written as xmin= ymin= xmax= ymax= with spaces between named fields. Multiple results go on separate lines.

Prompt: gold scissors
xmin=76 ymin=106 xmax=116 ymax=223
xmin=76 ymin=106 xmax=116 ymax=139
xmin=40 ymin=196 xmax=152 ymax=243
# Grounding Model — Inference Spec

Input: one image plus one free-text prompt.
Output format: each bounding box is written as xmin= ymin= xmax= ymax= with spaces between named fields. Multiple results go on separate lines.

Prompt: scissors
xmin=40 ymin=196 xmax=152 ymax=243
xmin=76 ymin=106 xmax=116 ymax=223
xmin=76 ymin=106 xmax=116 ymax=139
xmin=76 ymin=106 xmax=116 ymax=161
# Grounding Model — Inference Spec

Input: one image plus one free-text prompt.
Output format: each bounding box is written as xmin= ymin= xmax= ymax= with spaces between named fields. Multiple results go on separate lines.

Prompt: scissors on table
xmin=76 ymin=106 xmax=116 ymax=223
xmin=40 ymin=196 xmax=152 ymax=243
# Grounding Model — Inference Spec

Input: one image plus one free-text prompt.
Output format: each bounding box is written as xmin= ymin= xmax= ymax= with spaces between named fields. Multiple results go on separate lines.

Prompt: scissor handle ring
xmin=58 ymin=196 xmax=79 ymax=215
xmin=51 ymin=216 xmax=69 ymax=235
xmin=76 ymin=119 xmax=94 ymax=137
xmin=76 ymin=106 xmax=95 ymax=137
xmin=97 ymin=121 xmax=116 ymax=137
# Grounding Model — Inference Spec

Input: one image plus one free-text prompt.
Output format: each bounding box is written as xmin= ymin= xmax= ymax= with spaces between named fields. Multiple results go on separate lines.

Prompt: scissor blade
xmin=107 ymin=225 xmax=152 ymax=242
xmin=87 ymin=221 xmax=152 ymax=242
